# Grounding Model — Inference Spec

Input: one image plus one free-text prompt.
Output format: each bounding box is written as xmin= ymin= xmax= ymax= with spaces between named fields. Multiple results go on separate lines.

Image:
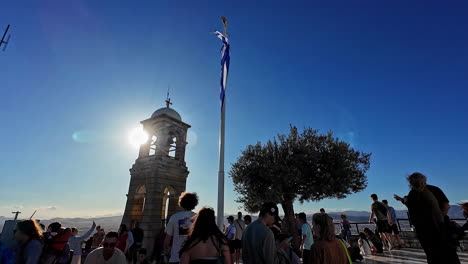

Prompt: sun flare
xmin=129 ymin=126 xmax=148 ymax=148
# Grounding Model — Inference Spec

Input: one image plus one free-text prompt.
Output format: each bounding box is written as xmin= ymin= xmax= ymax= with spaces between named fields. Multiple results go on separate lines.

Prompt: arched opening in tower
xmin=132 ymin=184 xmax=146 ymax=224
xmin=161 ymin=186 xmax=175 ymax=226
xmin=168 ymin=136 xmax=177 ymax=158
xmin=149 ymin=135 xmax=157 ymax=156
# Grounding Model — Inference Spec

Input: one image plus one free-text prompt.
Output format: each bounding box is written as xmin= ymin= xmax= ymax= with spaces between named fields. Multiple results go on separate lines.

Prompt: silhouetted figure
xmin=394 ymin=172 xmax=460 ymax=264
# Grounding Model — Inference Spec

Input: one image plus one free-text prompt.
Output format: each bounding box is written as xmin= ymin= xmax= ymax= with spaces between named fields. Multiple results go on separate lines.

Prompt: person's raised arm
xmin=77 ymin=222 xmax=96 ymax=241
xmin=394 ymin=194 xmax=408 ymax=204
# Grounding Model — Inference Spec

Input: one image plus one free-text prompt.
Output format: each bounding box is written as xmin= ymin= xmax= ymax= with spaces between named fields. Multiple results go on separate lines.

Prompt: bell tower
xmin=121 ymin=100 xmax=191 ymax=252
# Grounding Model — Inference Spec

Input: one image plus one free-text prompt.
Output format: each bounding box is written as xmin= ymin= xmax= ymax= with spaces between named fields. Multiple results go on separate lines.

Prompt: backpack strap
xmin=236 ymin=219 xmax=244 ymax=231
xmin=339 ymin=240 xmax=353 ymax=264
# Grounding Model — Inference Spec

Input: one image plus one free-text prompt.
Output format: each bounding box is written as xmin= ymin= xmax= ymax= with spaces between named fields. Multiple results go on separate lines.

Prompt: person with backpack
xmin=233 ymin=212 xmax=245 ymax=264
xmin=368 ymin=194 xmax=393 ymax=250
xmin=42 ymin=222 xmax=73 ymax=264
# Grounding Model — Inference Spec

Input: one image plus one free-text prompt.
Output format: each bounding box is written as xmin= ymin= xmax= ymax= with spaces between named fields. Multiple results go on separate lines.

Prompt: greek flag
xmin=215 ymin=31 xmax=230 ymax=109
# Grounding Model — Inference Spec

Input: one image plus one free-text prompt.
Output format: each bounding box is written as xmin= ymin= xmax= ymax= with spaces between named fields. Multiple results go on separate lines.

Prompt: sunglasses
xmin=103 ymin=242 xmax=116 ymax=248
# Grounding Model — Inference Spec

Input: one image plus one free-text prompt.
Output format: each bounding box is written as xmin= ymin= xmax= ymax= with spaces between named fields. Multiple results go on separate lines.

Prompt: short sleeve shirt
xmin=387 ymin=206 xmax=397 ymax=223
xmin=84 ymin=248 xmax=127 ymax=264
xmin=371 ymin=201 xmax=388 ymax=221
xmin=301 ymin=223 xmax=313 ymax=250
xmin=226 ymin=224 xmax=236 ymax=240
xmin=166 ymin=210 xmax=195 ymax=262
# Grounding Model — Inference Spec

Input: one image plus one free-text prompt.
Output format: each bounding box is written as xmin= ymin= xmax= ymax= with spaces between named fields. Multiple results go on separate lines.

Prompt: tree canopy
xmin=230 ymin=125 xmax=371 ymax=214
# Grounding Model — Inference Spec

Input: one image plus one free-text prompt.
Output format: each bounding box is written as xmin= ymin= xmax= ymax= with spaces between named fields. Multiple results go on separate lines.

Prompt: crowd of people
xmin=10 ymin=219 xmax=147 ymax=264
xmin=7 ymin=172 xmax=468 ymax=264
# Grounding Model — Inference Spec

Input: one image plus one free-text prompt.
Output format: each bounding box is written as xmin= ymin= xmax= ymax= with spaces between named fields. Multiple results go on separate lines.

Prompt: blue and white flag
xmin=215 ymin=31 xmax=230 ymax=109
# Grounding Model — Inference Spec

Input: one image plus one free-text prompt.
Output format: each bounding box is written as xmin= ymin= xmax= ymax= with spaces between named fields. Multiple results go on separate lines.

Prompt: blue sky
xmin=1 ymin=0 xmax=468 ymax=219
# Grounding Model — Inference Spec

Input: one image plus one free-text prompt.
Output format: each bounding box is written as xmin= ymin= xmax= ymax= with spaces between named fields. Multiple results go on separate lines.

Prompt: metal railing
xmin=334 ymin=218 xmax=467 ymax=235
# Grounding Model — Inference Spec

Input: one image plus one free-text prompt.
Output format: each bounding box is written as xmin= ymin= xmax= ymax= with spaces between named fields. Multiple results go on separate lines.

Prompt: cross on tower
xmin=165 ymin=88 xmax=172 ymax=108
xmin=12 ymin=211 xmax=21 ymax=220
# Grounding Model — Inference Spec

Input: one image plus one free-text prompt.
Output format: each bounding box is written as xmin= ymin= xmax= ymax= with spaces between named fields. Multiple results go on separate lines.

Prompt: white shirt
xmin=358 ymin=238 xmax=374 ymax=256
xmin=233 ymin=219 xmax=246 ymax=240
xmin=84 ymin=248 xmax=127 ymax=264
xmin=166 ymin=210 xmax=195 ymax=262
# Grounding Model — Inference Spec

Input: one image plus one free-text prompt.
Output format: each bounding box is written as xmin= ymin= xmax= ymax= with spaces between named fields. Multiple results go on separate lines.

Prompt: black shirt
xmin=426 ymin=185 xmax=449 ymax=212
xmin=132 ymin=227 xmax=144 ymax=244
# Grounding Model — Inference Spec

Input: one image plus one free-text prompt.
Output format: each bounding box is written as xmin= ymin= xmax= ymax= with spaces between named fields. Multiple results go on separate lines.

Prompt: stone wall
xmin=399 ymin=231 xmax=468 ymax=251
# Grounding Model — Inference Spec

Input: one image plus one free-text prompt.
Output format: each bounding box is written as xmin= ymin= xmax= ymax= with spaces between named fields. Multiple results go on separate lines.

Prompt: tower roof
xmin=151 ymin=107 xmax=182 ymax=121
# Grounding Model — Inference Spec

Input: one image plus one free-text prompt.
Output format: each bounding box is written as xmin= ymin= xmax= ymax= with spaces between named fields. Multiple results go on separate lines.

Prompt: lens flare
xmin=129 ymin=126 xmax=148 ymax=148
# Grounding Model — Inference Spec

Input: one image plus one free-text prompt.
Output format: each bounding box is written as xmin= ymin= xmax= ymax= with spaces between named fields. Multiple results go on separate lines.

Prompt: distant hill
xmin=0 ymin=215 xmax=122 ymax=234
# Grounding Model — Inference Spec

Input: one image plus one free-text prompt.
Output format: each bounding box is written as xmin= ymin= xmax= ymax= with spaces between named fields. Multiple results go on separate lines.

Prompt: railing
xmin=334 ymin=218 xmax=467 ymax=235
xmin=333 ymin=221 xmax=373 ymax=235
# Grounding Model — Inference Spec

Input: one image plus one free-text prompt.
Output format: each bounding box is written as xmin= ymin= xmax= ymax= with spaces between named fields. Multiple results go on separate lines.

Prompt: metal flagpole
xmin=217 ymin=17 xmax=228 ymax=229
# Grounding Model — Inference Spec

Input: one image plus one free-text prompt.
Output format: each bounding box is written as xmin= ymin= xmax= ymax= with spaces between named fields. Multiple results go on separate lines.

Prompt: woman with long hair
xmin=363 ymin=228 xmax=383 ymax=253
xmin=309 ymin=213 xmax=349 ymax=264
xmin=179 ymin=208 xmax=232 ymax=264
xmin=14 ymin=219 xmax=43 ymax=264
xmin=358 ymin=232 xmax=375 ymax=256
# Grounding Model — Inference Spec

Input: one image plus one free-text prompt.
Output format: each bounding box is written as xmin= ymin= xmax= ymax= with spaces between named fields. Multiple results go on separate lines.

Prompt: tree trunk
xmin=281 ymin=200 xmax=301 ymax=253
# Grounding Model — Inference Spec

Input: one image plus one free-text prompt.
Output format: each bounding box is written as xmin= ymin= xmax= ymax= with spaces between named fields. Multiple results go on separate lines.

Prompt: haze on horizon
xmin=1 ymin=0 xmax=468 ymax=220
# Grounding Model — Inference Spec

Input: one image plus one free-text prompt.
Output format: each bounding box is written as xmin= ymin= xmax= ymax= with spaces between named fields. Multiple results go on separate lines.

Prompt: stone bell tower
xmin=121 ymin=98 xmax=191 ymax=252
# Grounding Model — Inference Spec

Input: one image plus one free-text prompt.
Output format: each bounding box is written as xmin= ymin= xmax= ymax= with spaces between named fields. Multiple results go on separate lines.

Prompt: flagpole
xmin=217 ymin=17 xmax=228 ymax=229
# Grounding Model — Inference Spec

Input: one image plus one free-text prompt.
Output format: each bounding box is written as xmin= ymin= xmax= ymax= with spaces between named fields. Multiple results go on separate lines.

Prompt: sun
xmin=128 ymin=126 xmax=149 ymax=148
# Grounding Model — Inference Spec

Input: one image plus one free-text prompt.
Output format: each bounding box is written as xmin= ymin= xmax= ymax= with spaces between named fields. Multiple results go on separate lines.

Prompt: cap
xmin=260 ymin=202 xmax=280 ymax=221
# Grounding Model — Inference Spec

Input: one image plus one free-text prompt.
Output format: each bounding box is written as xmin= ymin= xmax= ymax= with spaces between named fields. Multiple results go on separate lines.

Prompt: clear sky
xmin=1 ymin=0 xmax=468 ymax=219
